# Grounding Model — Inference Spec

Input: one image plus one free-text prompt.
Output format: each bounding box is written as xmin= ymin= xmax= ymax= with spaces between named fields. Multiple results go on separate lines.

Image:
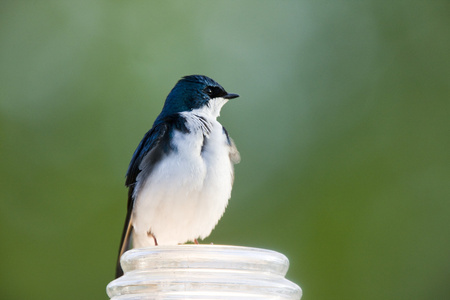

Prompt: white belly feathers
xmin=131 ymin=111 xmax=234 ymax=247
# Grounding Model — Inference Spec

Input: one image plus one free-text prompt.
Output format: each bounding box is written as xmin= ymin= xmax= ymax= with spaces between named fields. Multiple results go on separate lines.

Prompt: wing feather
xmin=115 ymin=114 xmax=189 ymax=278
xmin=115 ymin=122 xmax=169 ymax=278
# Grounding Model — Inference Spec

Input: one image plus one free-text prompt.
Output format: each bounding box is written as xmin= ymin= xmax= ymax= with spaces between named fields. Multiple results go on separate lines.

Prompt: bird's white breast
xmin=132 ymin=107 xmax=234 ymax=247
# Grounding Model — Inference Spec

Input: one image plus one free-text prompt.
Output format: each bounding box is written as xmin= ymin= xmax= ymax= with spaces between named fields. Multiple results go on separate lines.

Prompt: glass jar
xmin=107 ymin=245 xmax=302 ymax=299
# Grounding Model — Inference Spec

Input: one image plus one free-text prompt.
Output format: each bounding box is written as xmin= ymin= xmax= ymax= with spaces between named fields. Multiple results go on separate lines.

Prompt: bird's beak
xmin=223 ymin=93 xmax=239 ymax=99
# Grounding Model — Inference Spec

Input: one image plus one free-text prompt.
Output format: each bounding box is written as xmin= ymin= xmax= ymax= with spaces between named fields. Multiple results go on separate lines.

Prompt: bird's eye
xmin=205 ymin=87 xmax=213 ymax=95
xmin=205 ymin=86 xmax=227 ymax=98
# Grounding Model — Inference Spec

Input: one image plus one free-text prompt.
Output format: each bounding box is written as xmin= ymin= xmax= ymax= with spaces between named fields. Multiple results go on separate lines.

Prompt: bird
xmin=115 ymin=75 xmax=240 ymax=278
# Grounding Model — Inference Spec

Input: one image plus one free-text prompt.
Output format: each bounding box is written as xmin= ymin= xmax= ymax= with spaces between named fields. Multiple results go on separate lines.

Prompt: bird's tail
xmin=115 ymin=212 xmax=133 ymax=278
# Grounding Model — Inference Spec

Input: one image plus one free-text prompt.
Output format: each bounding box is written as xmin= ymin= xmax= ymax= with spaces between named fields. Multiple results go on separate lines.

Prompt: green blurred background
xmin=1 ymin=1 xmax=449 ymax=299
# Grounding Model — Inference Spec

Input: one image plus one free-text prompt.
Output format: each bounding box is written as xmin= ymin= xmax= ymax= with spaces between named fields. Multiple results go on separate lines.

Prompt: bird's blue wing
xmin=126 ymin=123 xmax=168 ymax=189
xmin=125 ymin=113 xmax=189 ymax=193
xmin=116 ymin=114 xmax=189 ymax=278
xmin=116 ymin=121 xmax=169 ymax=278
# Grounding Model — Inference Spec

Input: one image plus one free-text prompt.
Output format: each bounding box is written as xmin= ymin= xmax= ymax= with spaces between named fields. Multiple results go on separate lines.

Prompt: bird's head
xmin=159 ymin=75 xmax=239 ymax=119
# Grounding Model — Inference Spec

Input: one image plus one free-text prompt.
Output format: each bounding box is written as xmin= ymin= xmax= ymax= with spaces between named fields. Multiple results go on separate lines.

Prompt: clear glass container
xmin=107 ymin=245 xmax=302 ymax=299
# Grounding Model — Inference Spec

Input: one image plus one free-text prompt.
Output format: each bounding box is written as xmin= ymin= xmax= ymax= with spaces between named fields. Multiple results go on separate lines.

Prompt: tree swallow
xmin=115 ymin=75 xmax=240 ymax=278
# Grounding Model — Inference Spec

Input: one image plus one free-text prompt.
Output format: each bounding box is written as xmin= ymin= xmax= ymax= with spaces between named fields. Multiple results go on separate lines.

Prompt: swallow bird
xmin=115 ymin=75 xmax=240 ymax=278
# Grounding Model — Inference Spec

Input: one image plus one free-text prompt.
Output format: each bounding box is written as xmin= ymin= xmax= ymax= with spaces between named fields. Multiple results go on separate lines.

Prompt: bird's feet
xmin=147 ymin=231 xmax=158 ymax=246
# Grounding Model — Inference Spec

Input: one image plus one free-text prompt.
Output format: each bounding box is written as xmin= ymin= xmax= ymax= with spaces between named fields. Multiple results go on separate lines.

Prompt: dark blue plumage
xmin=116 ymin=75 xmax=239 ymax=278
xmin=157 ymin=75 xmax=235 ymax=119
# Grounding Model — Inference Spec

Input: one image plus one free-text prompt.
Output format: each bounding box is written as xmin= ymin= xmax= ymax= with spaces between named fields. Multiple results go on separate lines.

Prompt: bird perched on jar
xmin=115 ymin=75 xmax=240 ymax=278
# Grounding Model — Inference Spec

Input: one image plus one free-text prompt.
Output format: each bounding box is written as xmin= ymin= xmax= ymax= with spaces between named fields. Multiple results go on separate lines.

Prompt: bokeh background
xmin=1 ymin=1 xmax=449 ymax=299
